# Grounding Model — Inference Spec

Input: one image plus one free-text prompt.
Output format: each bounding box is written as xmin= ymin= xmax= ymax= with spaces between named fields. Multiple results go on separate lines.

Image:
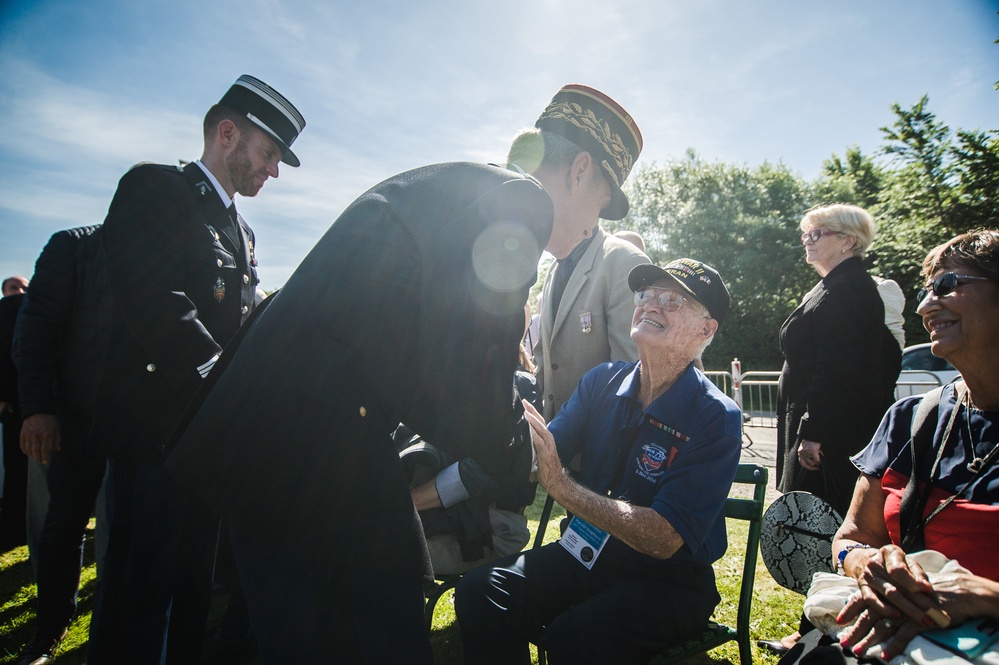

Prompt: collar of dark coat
xmin=177 ymin=162 xmax=244 ymax=254
xmin=821 ymin=255 xmax=865 ymax=283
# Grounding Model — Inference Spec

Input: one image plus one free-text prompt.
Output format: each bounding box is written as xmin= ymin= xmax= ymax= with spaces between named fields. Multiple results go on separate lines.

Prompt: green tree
xmin=599 ymin=89 xmax=999 ymax=369
xmin=616 ymin=152 xmax=815 ymax=368
xmin=870 ymin=96 xmax=996 ymax=345
xmin=816 ymin=146 xmax=885 ymax=209
xmin=952 ymin=129 xmax=999 ymax=228
xmin=880 ymin=95 xmax=956 ymax=233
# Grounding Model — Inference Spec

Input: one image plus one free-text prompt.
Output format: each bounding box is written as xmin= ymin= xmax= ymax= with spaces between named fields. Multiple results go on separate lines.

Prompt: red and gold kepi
xmin=535 ymin=84 xmax=643 ymax=220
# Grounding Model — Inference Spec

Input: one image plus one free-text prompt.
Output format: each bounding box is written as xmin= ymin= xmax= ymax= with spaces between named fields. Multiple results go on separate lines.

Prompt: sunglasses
xmin=800 ymin=229 xmax=842 ymax=243
xmin=917 ymin=272 xmax=992 ymax=303
xmin=633 ymin=287 xmax=706 ymax=316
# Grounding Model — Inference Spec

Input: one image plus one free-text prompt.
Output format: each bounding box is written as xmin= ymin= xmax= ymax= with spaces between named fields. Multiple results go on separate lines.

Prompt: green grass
xmin=0 ymin=523 xmax=97 ymax=664
xmin=1 ymin=493 xmax=803 ymax=664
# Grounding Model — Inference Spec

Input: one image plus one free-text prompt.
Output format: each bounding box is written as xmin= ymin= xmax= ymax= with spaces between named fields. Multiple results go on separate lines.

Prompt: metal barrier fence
xmin=739 ymin=371 xmax=781 ymax=427
xmin=702 ymin=370 xmax=732 ymax=398
xmin=893 ymin=371 xmax=945 ymax=399
xmin=704 ymin=363 xmax=947 ymax=429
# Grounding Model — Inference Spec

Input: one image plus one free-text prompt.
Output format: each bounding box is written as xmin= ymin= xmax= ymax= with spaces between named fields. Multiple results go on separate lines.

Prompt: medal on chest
xmin=214 ymin=277 xmax=226 ymax=302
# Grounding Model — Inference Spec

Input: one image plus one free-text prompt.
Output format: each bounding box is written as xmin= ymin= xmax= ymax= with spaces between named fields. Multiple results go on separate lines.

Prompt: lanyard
xmin=901 ymin=386 xmax=998 ymax=551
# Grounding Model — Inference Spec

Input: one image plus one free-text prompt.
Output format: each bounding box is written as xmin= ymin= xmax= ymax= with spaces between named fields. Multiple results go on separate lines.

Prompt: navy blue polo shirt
xmin=549 ymin=361 xmax=742 ymax=569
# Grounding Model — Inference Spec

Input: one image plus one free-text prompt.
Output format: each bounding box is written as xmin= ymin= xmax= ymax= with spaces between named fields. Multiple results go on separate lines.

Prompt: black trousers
xmin=455 ymin=542 xmax=719 ymax=665
xmin=0 ymin=413 xmax=27 ymax=550
xmin=88 ymin=459 xmax=217 ymax=665
xmin=33 ymin=414 xmax=106 ymax=638
xmin=228 ymin=521 xmax=434 ymax=664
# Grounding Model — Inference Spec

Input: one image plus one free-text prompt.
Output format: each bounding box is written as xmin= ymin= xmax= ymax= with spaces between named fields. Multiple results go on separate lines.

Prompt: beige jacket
xmin=534 ymin=227 xmax=649 ymax=420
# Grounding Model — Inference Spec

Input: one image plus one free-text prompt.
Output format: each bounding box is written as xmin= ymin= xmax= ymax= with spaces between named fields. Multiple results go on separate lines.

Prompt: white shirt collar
xmin=194 ymin=160 xmax=233 ymax=210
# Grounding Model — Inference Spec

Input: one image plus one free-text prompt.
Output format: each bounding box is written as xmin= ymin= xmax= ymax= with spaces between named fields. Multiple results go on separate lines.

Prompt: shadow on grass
xmin=2 ymin=493 xmax=795 ymax=665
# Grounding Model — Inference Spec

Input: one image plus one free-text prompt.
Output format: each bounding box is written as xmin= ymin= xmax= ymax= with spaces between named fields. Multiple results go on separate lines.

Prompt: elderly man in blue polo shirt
xmin=456 ymin=258 xmax=743 ymax=665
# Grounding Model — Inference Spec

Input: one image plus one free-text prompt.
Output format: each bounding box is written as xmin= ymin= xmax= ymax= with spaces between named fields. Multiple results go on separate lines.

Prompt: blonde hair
xmin=800 ymin=204 xmax=877 ymax=256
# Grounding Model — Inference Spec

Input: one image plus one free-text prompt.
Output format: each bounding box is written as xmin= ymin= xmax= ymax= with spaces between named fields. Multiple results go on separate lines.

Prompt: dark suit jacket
xmin=91 ymin=162 xmax=258 ymax=461
xmin=776 ymin=257 xmax=900 ymax=514
xmin=166 ymin=162 xmax=553 ymax=577
xmin=15 ymin=225 xmax=112 ymax=421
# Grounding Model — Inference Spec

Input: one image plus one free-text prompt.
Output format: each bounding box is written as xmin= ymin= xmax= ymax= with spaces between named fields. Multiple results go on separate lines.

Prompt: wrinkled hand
xmin=837 ymin=544 xmax=950 ymax=660
xmin=797 ymin=439 xmax=823 ymax=471
xmin=922 ymin=569 xmax=998 ymax=628
xmin=521 ymin=399 xmax=565 ymax=494
xmin=837 ymin=609 xmax=923 ymax=660
xmin=20 ymin=413 xmax=62 ymax=464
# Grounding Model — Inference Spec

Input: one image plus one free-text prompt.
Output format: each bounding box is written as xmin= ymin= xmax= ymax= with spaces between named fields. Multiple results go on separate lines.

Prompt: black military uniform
xmin=86 ymin=74 xmax=305 ymax=665
xmin=85 ymin=161 xmax=258 ymax=664
xmin=91 ymin=161 xmax=257 ymax=460
xmin=166 ymin=162 xmax=553 ymax=664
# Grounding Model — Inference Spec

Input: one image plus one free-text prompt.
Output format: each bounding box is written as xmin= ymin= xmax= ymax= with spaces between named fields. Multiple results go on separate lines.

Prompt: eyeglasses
xmin=633 ymin=287 xmax=706 ymax=316
xmin=917 ymin=272 xmax=993 ymax=303
xmin=800 ymin=229 xmax=842 ymax=243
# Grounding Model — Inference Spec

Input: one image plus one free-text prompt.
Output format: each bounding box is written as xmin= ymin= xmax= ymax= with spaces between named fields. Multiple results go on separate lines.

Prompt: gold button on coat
xmin=359 ymin=406 xmax=367 ymax=417
xmin=146 ymin=364 xmax=156 ymax=372
xmin=217 ymin=258 xmax=223 ymax=267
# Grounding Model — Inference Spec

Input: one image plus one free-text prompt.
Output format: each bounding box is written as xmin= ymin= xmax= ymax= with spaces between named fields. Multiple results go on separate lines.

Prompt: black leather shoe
xmin=758 ymin=639 xmax=790 ymax=656
xmin=15 ymin=629 xmax=67 ymax=665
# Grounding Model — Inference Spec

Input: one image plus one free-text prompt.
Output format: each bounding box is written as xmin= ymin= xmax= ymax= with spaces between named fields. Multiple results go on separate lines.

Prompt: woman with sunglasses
xmin=763 ymin=205 xmax=903 ymax=655
xmin=780 ymin=229 xmax=999 ymax=663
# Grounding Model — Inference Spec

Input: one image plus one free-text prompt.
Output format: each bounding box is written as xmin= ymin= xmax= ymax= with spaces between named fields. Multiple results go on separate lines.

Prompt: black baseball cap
xmin=628 ymin=258 xmax=731 ymax=326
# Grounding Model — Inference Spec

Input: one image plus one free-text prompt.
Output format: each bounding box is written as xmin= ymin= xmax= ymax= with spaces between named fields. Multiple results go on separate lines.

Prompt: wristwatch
xmin=836 ymin=543 xmax=873 ymax=575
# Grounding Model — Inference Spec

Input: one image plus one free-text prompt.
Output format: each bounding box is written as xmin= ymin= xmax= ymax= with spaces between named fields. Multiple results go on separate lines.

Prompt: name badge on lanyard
xmin=560 ymin=516 xmax=610 ymax=569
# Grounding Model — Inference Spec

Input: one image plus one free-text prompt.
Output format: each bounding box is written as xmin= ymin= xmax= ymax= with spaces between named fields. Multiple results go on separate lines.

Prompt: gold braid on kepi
xmin=535 ymin=84 xmax=642 ymax=220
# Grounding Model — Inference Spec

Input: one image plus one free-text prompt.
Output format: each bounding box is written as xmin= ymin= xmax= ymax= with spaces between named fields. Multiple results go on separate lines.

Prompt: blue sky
xmin=1 ymin=0 xmax=997 ymax=290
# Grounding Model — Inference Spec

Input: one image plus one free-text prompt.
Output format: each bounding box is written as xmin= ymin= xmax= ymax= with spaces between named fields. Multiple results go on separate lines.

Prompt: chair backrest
xmin=725 ymin=463 xmax=769 ymax=654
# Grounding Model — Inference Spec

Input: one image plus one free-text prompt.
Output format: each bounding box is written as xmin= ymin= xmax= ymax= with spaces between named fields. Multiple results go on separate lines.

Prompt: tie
xmin=223 ymin=201 xmax=242 ymax=250
xmin=550 ymin=260 xmax=573 ymax=315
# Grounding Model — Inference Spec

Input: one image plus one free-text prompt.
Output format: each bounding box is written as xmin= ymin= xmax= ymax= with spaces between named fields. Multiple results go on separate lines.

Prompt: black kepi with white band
xmin=218 ymin=74 xmax=306 ymax=167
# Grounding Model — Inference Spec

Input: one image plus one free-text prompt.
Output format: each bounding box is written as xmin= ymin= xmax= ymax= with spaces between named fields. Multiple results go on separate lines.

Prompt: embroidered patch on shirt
xmin=636 ymin=442 xmax=674 ymax=481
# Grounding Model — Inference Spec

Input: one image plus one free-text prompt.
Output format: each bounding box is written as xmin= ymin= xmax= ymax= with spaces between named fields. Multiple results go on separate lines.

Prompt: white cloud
xmin=1 ymin=0 xmax=997 ymax=283
xmin=0 ymin=60 xmax=200 ymax=168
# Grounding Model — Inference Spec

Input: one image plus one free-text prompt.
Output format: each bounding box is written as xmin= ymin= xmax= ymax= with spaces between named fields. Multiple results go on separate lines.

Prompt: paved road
xmin=739 ymin=422 xmax=783 ymax=503
xmin=741 ymin=423 xmax=777 ymax=465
